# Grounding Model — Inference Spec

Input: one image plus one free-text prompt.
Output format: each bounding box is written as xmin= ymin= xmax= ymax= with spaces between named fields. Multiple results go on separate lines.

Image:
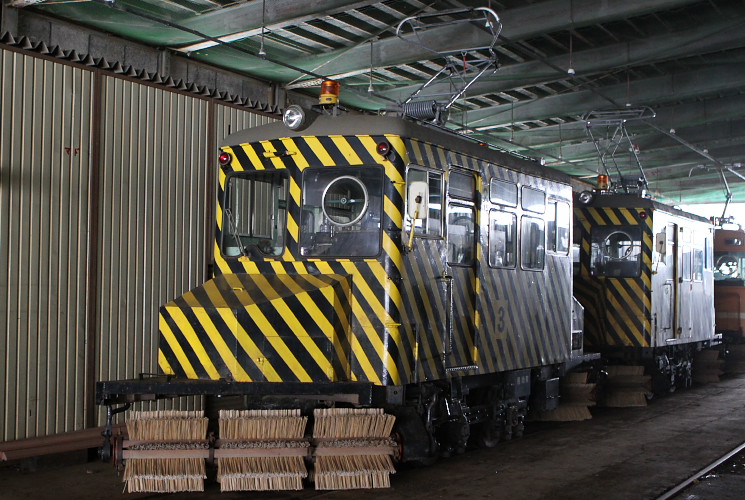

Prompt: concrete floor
xmin=2 ymin=374 xmax=744 ymax=500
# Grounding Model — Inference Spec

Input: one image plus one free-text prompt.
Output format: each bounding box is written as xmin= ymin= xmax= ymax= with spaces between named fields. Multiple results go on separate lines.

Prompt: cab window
xmin=299 ymin=166 xmax=383 ymax=257
xmin=590 ymin=225 xmax=642 ymax=277
xmin=222 ymin=171 xmax=288 ymax=257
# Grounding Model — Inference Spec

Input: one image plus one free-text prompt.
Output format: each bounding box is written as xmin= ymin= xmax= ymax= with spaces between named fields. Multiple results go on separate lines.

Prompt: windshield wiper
xmin=224 ymin=208 xmax=247 ymax=256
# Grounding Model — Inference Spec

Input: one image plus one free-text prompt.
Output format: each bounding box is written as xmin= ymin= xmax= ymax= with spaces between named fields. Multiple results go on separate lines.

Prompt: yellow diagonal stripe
xmin=340 ymin=261 xmax=402 ymax=385
xmin=190 ymin=305 xmax=250 ymax=381
xmin=244 ymin=302 xmax=312 ymax=382
xmin=249 ymin=273 xmax=334 ymax=378
xmin=165 ymin=306 xmax=221 ymax=379
xmin=274 ymin=274 xmax=350 ymax=376
xmin=331 ymin=136 xmax=362 ymax=164
xmin=158 ymin=315 xmax=197 ymax=378
xmin=281 ymin=138 xmax=309 ymax=170
xmin=157 ymin=349 xmax=175 ymax=376
xmin=314 ymin=262 xmax=378 ymax=383
xmin=305 ymin=136 xmax=334 ymax=165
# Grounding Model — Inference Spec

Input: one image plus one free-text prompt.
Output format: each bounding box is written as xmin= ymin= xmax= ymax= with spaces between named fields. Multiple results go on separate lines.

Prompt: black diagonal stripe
xmin=595 ymin=280 xmax=635 ymax=346
xmin=233 ymin=308 xmax=298 ymax=381
xmin=476 ymin=273 xmax=502 ymax=372
xmin=275 ymin=292 xmax=339 ymax=381
xmin=533 ymin=272 xmax=556 ymax=362
xmin=159 ymin=307 xmax=210 ymax=379
xmin=482 ymin=267 xmax=518 ymax=370
xmin=158 ymin=333 xmax=185 ymax=378
xmin=344 ymin=274 xmax=405 ymax=380
xmin=317 ymin=136 xmax=348 ymax=166
xmin=294 ymin=137 xmax=323 ymax=166
xmin=230 ymin=143 xmax=254 ymax=171
xmin=406 ymin=138 xmax=424 ymax=165
xmin=542 ymin=260 xmax=566 ymax=360
xmin=172 ymin=296 xmax=231 ymax=378
xmin=509 ymin=266 xmax=540 ymax=366
xmin=349 ymin=135 xmax=378 ymax=165
xmin=401 ymin=260 xmax=439 ymax=381
xmin=188 ymin=284 xmax=268 ymax=381
xmin=449 ymin=267 xmax=474 ymax=366
xmin=604 ymin=281 xmax=647 ymax=346
xmin=237 ymin=277 xmax=332 ymax=381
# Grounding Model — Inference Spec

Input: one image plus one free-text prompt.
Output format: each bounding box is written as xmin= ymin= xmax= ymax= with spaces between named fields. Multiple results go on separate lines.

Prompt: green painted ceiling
xmin=24 ymin=0 xmax=745 ymax=204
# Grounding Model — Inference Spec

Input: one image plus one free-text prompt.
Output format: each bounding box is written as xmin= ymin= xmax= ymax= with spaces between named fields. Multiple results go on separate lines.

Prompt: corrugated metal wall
xmin=215 ymin=104 xmax=276 ymax=148
xmin=1 ymin=47 xmax=278 ymax=439
xmin=0 ymin=48 xmax=94 ymax=440
xmin=96 ymin=76 xmax=209 ymax=385
xmin=96 ymin=77 xmax=211 ymax=422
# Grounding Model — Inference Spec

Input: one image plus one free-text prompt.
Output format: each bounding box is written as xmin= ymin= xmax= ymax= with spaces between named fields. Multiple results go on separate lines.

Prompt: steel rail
xmin=655 ymin=440 xmax=745 ymax=500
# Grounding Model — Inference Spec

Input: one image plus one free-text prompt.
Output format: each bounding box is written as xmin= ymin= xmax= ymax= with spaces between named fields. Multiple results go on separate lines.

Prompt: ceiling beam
xmin=375 ymin=14 xmax=745 ymax=103
xmin=464 ymin=64 xmax=745 ymax=127
xmin=177 ymin=0 xmax=385 ymax=51
xmin=205 ymin=0 xmax=703 ymax=84
xmin=530 ymin=119 xmax=745 ymax=164
xmin=489 ymin=93 xmax=745 ymax=149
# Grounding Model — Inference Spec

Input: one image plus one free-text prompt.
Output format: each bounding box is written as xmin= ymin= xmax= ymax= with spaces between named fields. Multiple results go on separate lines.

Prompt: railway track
xmin=656 ymin=441 xmax=745 ymax=499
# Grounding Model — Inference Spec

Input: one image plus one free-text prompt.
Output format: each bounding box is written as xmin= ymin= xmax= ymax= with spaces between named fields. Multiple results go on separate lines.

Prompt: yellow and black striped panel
xmin=574 ymin=205 xmax=653 ymax=348
xmin=160 ymin=132 xmax=416 ymax=387
xmin=158 ymin=273 xmax=353 ymax=382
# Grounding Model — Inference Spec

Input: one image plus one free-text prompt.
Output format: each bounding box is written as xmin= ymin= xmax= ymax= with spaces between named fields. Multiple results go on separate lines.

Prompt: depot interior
xmin=1 ymin=0 xmax=744 ymax=494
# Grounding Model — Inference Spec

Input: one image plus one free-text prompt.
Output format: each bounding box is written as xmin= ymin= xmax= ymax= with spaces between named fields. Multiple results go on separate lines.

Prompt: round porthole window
xmin=604 ymin=231 xmax=636 ymax=261
xmin=322 ymin=176 xmax=368 ymax=226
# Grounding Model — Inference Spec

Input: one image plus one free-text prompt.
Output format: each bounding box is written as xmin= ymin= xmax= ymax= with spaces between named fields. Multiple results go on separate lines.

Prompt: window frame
xmin=221 ymin=170 xmax=289 ymax=258
xmin=447 ymin=202 xmax=476 ymax=267
xmin=546 ymin=199 xmax=571 ymax=255
xmin=590 ymin=224 xmax=643 ymax=278
xmin=489 ymin=178 xmax=518 ymax=207
xmin=299 ymin=165 xmax=384 ymax=259
xmin=488 ymin=209 xmax=517 ymax=269
xmin=520 ymin=215 xmax=546 ymax=271
xmin=406 ymin=166 xmax=444 ymax=239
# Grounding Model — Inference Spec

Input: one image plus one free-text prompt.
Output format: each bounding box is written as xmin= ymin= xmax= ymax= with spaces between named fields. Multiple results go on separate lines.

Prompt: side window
xmin=521 ymin=186 xmax=545 ymax=214
xmin=449 ymin=170 xmax=476 ymax=199
xmin=557 ymin=202 xmax=570 ymax=254
xmin=682 ymin=247 xmax=692 ymax=281
xmin=693 ymin=248 xmax=704 ymax=281
xmin=521 ymin=216 xmax=545 ymax=271
xmin=490 ymin=178 xmax=518 ymax=206
xmin=547 ymin=201 xmax=557 ymax=252
xmin=222 ymin=171 xmax=288 ymax=257
xmin=489 ymin=210 xmax=517 ymax=268
xmin=547 ymin=200 xmax=570 ymax=254
xmin=448 ymin=204 xmax=475 ymax=266
xmin=406 ymin=168 xmax=443 ymax=237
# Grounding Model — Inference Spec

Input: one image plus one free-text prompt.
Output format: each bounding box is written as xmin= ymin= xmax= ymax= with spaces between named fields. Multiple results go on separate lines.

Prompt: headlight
xmin=283 ymin=105 xmax=306 ymax=130
xmin=578 ymin=190 xmax=595 ymax=205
